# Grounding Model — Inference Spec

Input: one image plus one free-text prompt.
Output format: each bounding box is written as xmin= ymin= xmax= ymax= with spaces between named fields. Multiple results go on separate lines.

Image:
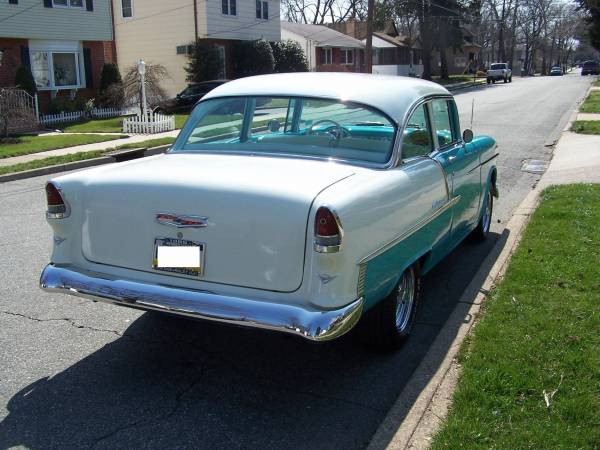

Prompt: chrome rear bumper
xmin=39 ymin=264 xmax=363 ymax=341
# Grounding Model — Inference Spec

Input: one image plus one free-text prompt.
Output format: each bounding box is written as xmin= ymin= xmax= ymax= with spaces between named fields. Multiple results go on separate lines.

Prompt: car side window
xmin=402 ymin=104 xmax=432 ymax=159
xmin=431 ymin=99 xmax=456 ymax=148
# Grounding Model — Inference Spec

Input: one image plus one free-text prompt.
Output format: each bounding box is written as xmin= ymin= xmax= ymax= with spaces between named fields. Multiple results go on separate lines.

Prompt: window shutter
xmin=43 ymin=0 xmax=53 ymax=7
xmin=20 ymin=46 xmax=31 ymax=69
xmin=86 ymin=0 xmax=93 ymax=11
xmin=230 ymin=0 xmax=236 ymax=15
xmin=9 ymin=0 xmax=18 ymax=5
xmin=83 ymin=48 xmax=94 ymax=88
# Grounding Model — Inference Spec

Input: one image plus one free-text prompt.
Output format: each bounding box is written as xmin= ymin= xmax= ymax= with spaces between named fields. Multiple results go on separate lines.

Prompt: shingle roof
xmin=281 ymin=22 xmax=365 ymax=49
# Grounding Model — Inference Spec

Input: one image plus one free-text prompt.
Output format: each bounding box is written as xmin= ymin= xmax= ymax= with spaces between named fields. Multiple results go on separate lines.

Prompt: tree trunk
xmin=439 ymin=20 xmax=449 ymax=79
xmin=419 ymin=6 xmax=433 ymax=80
xmin=498 ymin=0 xmax=507 ymax=61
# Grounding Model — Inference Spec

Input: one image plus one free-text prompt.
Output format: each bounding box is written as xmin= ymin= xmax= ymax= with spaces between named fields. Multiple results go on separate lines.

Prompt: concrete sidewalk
xmin=0 ymin=129 xmax=180 ymax=168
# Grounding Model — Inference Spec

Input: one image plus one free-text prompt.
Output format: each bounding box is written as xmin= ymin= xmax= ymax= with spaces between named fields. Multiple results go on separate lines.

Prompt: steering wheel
xmin=308 ymin=119 xmax=345 ymax=146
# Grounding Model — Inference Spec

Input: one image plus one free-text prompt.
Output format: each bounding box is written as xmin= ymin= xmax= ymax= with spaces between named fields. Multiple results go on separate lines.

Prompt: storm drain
xmin=521 ymin=159 xmax=549 ymax=174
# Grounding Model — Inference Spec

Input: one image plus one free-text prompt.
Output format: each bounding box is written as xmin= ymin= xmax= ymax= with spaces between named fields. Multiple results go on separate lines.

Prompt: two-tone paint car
xmin=40 ymin=73 xmax=498 ymax=349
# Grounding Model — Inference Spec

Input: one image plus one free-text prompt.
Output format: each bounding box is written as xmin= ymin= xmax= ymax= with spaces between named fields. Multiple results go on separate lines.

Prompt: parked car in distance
xmin=40 ymin=73 xmax=499 ymax=349
xmin=550 ymin=66 xmax=563 ymax=76
xmin=154 ymin=80 xmax=229 ymax=114
xmin=487 ymin=63 xmax=512 ymax=84
xmin=581 ymin=60 xmax=599 ymax=75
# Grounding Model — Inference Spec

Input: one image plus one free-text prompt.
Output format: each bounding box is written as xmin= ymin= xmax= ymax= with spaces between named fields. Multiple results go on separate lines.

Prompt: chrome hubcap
xmin=395 ymin=267 xmax=415 ymax=333
xmin=483 ymin=190 xmax=492 ymax=232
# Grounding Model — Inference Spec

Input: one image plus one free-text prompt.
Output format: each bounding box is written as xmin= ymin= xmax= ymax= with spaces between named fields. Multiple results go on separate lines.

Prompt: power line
xmin=0 ymin=1 xmax=43 ymax=25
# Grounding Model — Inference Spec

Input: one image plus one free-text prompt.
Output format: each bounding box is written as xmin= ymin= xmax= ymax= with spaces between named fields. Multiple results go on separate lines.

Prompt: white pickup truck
xmin=487 ymin=63 xmax=512 ymax=84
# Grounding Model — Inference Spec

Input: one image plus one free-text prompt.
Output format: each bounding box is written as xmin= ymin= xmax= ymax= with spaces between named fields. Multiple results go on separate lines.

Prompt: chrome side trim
xmin=40 ymin=264 xmax=363 ymax=342
xmin=357 ymin=263 xmax=367 ymax=298
xmin=359 ymin=195 xmax=460 ymax=264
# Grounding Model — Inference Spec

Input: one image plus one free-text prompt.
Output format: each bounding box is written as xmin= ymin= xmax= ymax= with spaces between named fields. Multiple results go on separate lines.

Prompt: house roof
xmin=281 ymin=22 xmax=364 ymax=49
xmin=203 ymin=72 xmax=451 ymax=123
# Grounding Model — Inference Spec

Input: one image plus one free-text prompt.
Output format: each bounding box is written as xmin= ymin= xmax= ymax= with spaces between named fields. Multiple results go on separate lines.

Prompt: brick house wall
xmin=315 ymin=47 xmax=363 ymax=72
xmin=0 ymin=38 xmax=28 ymax=88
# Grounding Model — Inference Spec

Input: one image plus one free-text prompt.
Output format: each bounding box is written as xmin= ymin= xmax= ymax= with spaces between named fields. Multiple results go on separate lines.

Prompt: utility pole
xmin=365 ymin=0 xmax=375 ymax=73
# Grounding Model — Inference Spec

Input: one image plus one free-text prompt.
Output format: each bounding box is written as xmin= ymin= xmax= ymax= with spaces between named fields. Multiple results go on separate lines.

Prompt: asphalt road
xmin=0 ymin=72 xmax=593 ymax=449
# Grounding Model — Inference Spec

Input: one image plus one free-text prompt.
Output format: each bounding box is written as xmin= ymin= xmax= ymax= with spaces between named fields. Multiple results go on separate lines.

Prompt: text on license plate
xmin=153 ymin=237 xmax=204 ymax=277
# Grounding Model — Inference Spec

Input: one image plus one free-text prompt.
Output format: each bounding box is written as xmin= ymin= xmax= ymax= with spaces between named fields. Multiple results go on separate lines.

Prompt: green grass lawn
xmin=571 ymin=120 xmax=600 ymax=135
xmin=580 ymin=91 xmax=600 ymax=113
xmin=0 ymin=150 xmax=105 ymax=175
xmin=0 ymin=134 xmax=126 ymax=159
xmin=594 ymin=78 xmax=600 ymax=87
xmin=57 ymin=114 xmax=190 ymax=133
xmin=431 ymin=184 xmax=600 ymax=450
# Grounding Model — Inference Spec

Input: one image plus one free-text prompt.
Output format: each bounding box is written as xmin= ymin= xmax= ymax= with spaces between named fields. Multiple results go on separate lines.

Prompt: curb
xmin=0 ymin=144 xmax=171 ymax=183
xmin=367 ymin=78 xmax=594 ymax=450
xmin=446 ymin=80 xmax=486 ymax=92
xmin=367 ymin=188 xmax=540 ymax=450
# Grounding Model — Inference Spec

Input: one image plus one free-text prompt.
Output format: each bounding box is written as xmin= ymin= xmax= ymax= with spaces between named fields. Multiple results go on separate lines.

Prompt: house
xmin=328 ymin=20 xmax=422 ymax=76
xmin=112 ymin=0 xmax=281 ymax=97
xmin=280 ymin=22 xmax=364 ymax=73
xmin=431 ymin=24 xmax=482 ymax=76
xmin=0 ymin=0 xmax=115 ymax=111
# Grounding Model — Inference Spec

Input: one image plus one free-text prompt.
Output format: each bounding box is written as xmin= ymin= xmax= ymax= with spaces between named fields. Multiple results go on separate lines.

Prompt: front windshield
xmin=173 ymin=96 xmax=397 ymax=165
xmin=490 ymin=63 xmax=507 ymax=70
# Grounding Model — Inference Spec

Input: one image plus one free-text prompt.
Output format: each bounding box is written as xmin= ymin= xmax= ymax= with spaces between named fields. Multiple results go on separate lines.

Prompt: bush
xmin=99 ymin=63 xmax=123 ymax=107
xmin=232 ymin=39 xmax=274 ymax=77
xmin=14 ymin=66 xmax=37 ymax=96
xmin=270 ymin=40 xmax=309 ymax=73
xmin=47 ymin=94 xmax=93 ymax=115
xmin=186 ymin=42 xmax=222 ymax=82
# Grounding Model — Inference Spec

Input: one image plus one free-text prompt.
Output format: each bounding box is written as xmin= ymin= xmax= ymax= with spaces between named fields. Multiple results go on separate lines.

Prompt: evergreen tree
xmin=14 ymin=66 xmax=37 ymax=96
xmin=270 ymin=40 xmax=309 ymax=72
xmin=185 ymin=42 xmax=222 ymax=82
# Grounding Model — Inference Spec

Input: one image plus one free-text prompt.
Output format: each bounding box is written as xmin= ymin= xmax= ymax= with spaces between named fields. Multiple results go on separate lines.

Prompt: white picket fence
xmin=123 ymin=112 xmax=175 ymax=134
xmin=39 ymin=107 xmax=126 ymax=126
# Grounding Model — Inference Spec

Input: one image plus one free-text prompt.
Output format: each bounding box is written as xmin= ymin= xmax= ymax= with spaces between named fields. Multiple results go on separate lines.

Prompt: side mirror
xmin=462 ymin=129 xmax=474 ymax=143
xmin=268 ymin=119 xmax=281 ymax=132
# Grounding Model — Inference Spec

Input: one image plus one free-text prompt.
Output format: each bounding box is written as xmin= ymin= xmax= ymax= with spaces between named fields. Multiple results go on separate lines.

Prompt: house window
xmin=256 ymin=0 xmax=268 ymax=19
xmin=320 ymin=48 xmax=332 ymax=65
xmin=31 ymin=51 xmax=81 ymax=89
xmin=121 ymin=0 xmax=133 ymax=18
xmin=222 ymin=0 xmax=236 ymax=15
xmin=341 ymin=49 xmax=354 ymax=65
xmin=52 ymin=0 xmax=83 ymax=7
xmin=176 ymin=45 xmax=193 ymax=55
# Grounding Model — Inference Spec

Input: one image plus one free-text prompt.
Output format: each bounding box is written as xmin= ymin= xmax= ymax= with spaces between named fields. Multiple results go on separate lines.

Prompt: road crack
xmin=1 ymin=310 xmax=122 ymax=337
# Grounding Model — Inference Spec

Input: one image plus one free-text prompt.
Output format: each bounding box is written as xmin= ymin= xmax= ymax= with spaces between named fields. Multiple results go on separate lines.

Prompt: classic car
xmin=40 ymin=73 xmax=499 ymax=349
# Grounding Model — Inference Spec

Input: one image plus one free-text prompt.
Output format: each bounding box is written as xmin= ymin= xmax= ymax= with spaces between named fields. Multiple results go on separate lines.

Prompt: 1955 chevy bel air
xmin=40 ymin=73 xmax=498 ymax=349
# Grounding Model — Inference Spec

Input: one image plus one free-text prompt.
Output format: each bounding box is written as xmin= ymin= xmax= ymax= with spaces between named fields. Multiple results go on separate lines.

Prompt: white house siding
xmin=281 ymin=28 xmax=317 ymax=70
xmin=201 ymin=0 xmax=280 ymax=41
xmin=112 ymin=0 xmax=198 ymax=97
xmin=0 ymin=0 xmax=112 ymax=41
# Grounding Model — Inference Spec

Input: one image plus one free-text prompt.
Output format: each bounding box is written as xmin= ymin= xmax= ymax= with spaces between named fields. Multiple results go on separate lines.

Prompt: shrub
xmin=186 ymin=42 xmax=222 ymax=82
xmin=270 ymin=40 xmax=309 ymax=73
xmin=99 ymin=63 xmax=124 ymax=107
xmin=232 ymin=39 xmax=274 ymax=77
xmin=14 ymin=66 xmax=37 ymax=96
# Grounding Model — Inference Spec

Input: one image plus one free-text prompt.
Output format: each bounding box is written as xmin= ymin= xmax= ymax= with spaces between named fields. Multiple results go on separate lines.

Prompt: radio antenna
xmin=470 ymin=98 xmax=475 ymax=130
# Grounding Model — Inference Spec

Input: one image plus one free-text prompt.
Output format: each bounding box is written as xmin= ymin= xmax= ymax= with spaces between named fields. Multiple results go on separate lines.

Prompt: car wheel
xmin=365 ymin=264 xmax=421 ymax=351
xmin=492 ymin=79 xmax=496 ymax=84
xmin=487 ymin=78 xmax=491 ymax=84
xmin=509 ymin=75 xmax=512 ymax=82
xmin=472 ymin=187 xmax=493 ymax=242
xmin=504 ymin=76 xmax=508 ymax=83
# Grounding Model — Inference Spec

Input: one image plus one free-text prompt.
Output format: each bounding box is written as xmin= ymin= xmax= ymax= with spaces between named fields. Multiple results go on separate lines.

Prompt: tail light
xmin=46 ymin=182 xmax=69 ymax=219
xmin=314 ymin=206 xmax=342 ymax=253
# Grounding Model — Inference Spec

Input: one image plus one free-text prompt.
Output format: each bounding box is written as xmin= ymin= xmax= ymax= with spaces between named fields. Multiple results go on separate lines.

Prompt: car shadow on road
xmin=0 ymin=231 xmax=509 ymax=450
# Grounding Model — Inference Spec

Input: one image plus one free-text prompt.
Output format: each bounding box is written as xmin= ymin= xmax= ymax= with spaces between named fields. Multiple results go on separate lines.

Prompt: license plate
xmin=153 ymin=237 xmax=205 ymax=277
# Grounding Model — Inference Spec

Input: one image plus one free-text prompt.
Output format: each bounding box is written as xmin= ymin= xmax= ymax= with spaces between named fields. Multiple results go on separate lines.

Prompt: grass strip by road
xmin=0 ymin=137 xmax=176 ymax=175
xmin=0 ymin=150 xmax=104 ymax=175
xmin=580 ymin=91 xmax=600 ymax=113
xmin=57 ymin=114 xmax=189 ymax=133
xmin=431 ymin=184 xmax=600 ymax=450
xmin=0 ymin=134 xmax=126 ymax=159
xmin=570 ymin=120 xmax=600 ymax=135
xmin=432 ymin=75 xmax=480 ymax=86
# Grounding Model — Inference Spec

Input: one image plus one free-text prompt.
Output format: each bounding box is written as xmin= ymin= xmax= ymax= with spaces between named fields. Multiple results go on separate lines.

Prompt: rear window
xmin=173 ymin=96 xmax=397 ymax=165
xmin=584 ymin=61 xmax=599 ymax=68
xmin=490 ymin=63 xmax=507 ymax=70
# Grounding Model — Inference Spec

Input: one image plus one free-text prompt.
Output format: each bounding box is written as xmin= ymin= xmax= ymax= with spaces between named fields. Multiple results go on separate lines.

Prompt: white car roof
xmin=202 ymin=73 xmax=451 ymax=124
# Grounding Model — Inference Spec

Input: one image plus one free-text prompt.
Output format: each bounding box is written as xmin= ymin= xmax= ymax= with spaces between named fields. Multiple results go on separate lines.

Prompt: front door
xmin=430 ymin=99 xmax=481 ymax=240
